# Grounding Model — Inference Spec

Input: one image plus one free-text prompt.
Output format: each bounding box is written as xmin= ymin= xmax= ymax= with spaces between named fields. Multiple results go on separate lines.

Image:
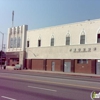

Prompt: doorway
xmin=64 ymin=62 xmax=71 ymax=72
xmin=51 ymin=61 xmax=55 ymax=71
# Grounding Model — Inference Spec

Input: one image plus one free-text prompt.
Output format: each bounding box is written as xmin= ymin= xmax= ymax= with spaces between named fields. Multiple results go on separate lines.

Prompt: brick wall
xmin=25 ymin=59 xmax=32 ymax=69
xmin=75 ymin=59 xmax=96 ymax=74
xmin=46 ymin=59 xmax=63 ymax=72
xmin=9 ymin=59 xmax=19 ymax=66
xmin=32 ymin=59 xmax=46 ymax=70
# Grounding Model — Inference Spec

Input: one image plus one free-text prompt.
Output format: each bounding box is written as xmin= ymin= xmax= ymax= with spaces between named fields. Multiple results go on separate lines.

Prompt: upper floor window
xmin=17 ymin=27 xmax=19 ymax=33
xmin=10 ymin=38 xmax=13 ymax=48
xmin=66 ymin=36 xmax=70 ymax=45
xmin=80 ymin=35 xmax=85 ymax=44
xmin=27 ymin=41 xmax=29 ymax=47
xmin=14 ymin=37 xmax=16 ymax=48
xmin=38 ymin=39 xmax=41 ymax=47
xmin=97 ymin=34 xmax=100 ymax=43
xmin=17 ymin=37 xmax=21 ymax=48
xmin=51 ymin=37 xmax=54 ymax=46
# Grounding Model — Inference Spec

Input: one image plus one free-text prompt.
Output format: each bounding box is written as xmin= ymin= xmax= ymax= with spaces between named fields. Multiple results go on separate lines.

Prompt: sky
xmin=0 ymin=0 xmax=100 ymax=50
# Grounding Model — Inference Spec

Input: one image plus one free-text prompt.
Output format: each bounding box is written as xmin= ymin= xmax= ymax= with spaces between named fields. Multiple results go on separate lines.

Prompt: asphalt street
xmin=0 ymin=70 xmax=99 ymax=100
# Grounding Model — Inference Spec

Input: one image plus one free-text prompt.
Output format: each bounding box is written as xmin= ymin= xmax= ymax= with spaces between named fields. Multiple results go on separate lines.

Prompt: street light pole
xmin=0 ymin=31 xmax=4 ymax=68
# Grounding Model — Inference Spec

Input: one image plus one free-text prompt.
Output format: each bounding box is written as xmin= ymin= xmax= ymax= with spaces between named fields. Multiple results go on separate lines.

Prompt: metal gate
xmin=51 ymin=62 xmax=55 ymax=71
xmin=96 ymin=62 xmax=100 ymax=75
xmin=64 ymin=62 xmax=71 ymax=72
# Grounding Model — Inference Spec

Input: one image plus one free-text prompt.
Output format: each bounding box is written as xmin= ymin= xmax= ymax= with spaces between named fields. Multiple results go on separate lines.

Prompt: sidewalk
xmin=6 ymin=66 xmax=100 ymax=78
xmin=22 ymin=69 xmax=100 ymax=78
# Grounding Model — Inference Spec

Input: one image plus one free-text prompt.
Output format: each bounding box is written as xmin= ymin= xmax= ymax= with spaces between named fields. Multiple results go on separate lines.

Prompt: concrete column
xmin=7 ymin=28 xmax=11 ymax=52
xmin=19 ymin=51 xmax=26 ymax=69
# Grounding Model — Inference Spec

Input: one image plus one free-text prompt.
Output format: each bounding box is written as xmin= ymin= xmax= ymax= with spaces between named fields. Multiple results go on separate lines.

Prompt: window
xmin=97 ymin=34 xmax=100 ymax=43
xmin=27 ymin=41 xmax=29 ymax=47
xmin=66 ymin=36 xmax=70 ymax=45
xmin=14 ymin=37 xmax=16 ymax=48
xmin=10 ymin=38 xmax=13 ymax=48
xmin=77 ymin=59 xmax=88 ymax=64
xmin=51 ymin=38 xmax=54 ymax=46
xmin=77 ymin=59 xmax=82 ymax=64
xmin=17 ymin=27 xmax=19 ymax=33
xmin=38 ymin=39 xmax=41 ymax=47
xmin=80 ymin=35 xmax=85 ymax=44
xmin=17 ymin=37 xmax=21 ymax=48
xmin=83 ymin=59 xmax=88 ymax=64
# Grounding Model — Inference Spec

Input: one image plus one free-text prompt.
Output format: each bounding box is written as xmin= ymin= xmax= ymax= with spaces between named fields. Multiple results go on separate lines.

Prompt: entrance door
xmin=51 ymin=62 xmax=55 ymax=71
xmin=64 ymin=62 xmax=71 ymax=72
xmin=96 ymin=62 xmax=100 ymax=75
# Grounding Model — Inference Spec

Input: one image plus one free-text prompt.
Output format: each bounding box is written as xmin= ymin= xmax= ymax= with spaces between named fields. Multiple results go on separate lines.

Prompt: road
xmin=0 ymin=70 xmax=99 ymax=100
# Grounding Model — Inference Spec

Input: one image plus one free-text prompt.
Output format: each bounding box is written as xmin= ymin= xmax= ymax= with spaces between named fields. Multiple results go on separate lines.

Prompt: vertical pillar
xmin=18 ymin=25 xmax=28 ymax=68
xmin=7 ymin=28 xmax=11 ymax=52
xmin=19 ymin=51 xmax=26 ymax=69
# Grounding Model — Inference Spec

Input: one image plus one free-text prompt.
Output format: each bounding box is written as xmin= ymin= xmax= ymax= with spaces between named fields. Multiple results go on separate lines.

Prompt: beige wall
xmin=27 ymin=19 xmax=100 ymax=48
xmin=7 ymin=25 xmax=28 ymax=52
xmin=6 ymin=25 xmax=28 ymax=67
xmin=26 ymin=43 xmax=100 ymax=59
xmin=6 ymin=19 xmax=100 ymax=60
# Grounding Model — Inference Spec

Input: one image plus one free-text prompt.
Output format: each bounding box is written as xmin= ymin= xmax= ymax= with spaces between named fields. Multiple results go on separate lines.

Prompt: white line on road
xmin=1 ymin=96 xmax=16 ymax=100
xmin=28 ymin=86 xmax=57 ymax=92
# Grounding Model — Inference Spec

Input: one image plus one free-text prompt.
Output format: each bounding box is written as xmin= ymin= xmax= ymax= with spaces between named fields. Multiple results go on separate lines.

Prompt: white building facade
xmin=6 ymin=19 xmax=100 ymax=74
xmin=6 ymin=25 xmax=28 ymax=68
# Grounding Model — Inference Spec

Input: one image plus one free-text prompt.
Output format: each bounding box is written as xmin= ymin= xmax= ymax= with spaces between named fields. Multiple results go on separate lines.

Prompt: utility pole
xmin=0 ymin=31 xmax=4 ymax=69
xmin=3 ymin=44 xmax=6 ymax=52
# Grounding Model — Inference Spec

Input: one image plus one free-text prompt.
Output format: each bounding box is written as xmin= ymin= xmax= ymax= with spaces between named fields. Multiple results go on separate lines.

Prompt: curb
xmin=21 ymin=69 xmax=100 ymax=78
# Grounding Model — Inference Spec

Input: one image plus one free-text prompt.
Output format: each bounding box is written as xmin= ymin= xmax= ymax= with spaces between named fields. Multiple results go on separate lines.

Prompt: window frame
xmin=14 ymin=37 xmax=16 ymax=48
xmin=77 ymin=59 xmax=88 ymax=64
xmin=17 ymin=37 xmax=21 ymax=48
xmin=38 ymin=39 xmax=41 ymax=47
xmin=97 ymin=34 xmax=100 ymax=43
xmin=51 ymin=37 xmax=54 ymax=46
xmin=27 ymin=40 xmax=29 ymax=47
xmin=10 ymin=38 xmax=13 ymax=48
xmin=66 ymin=36 xmax=70 ymax=45
xmin=80 ymin=35 xmax=85 ymax=44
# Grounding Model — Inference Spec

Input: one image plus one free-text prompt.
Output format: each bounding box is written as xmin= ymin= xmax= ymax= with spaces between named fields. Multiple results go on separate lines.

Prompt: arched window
xmin=17 ymin=26 xmax=19 ymax=33
xmin=38 ymin=36 xmax=41 ymax=47
xmin=51 ymin=36 xmax=54 ymax=46
xmin=13 ymin=27 xmax=15 ymax=34
xmin=27 ymin=40 xmax=29 ymax=47
xmin=80 ymin=31 xmax=85 ymax=44
xmin=38 ymin=39 xmax=41 ymax=47
xmin=97 ymin=34 xmax=100 ymax=43
xmin=66 ymin=33 xmax=70 ymax=45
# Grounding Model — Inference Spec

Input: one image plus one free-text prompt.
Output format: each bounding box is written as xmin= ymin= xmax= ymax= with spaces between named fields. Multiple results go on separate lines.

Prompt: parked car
xmin=14 ymin=64 xmax=22 ymax=70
